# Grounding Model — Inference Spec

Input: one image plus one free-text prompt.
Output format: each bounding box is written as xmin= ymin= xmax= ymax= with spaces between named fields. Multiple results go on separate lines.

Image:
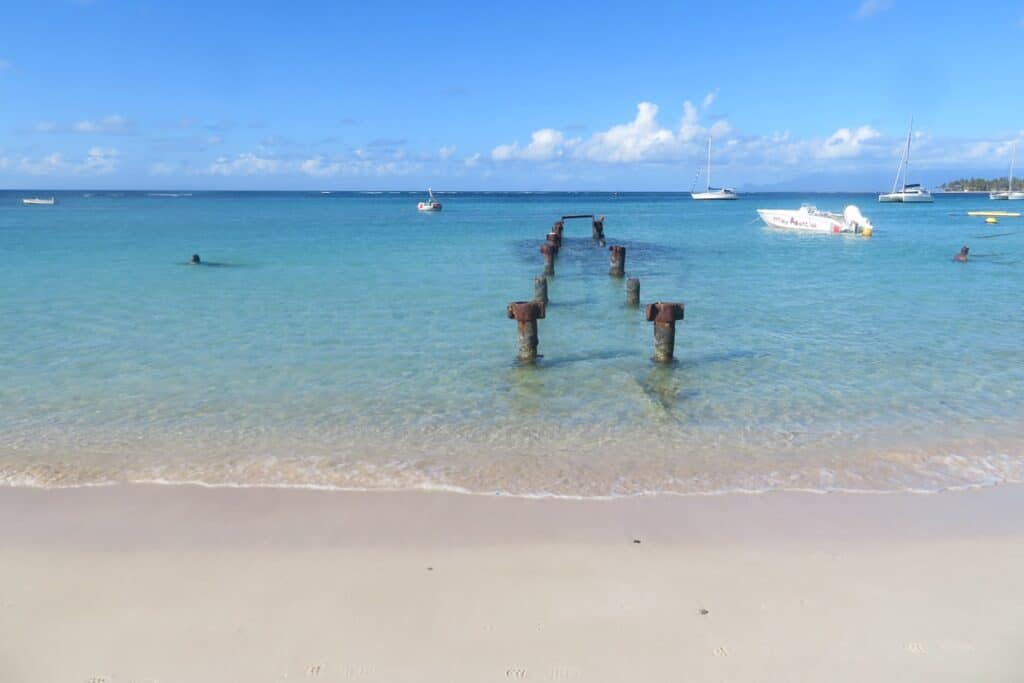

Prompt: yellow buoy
xmin=986 ymin=216 xmax=998 ymax=224
xmin=862 ymin=225 xmax=873 ymax=237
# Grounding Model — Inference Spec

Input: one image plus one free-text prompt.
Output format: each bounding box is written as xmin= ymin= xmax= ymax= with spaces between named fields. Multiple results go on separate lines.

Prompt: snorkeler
xmin=953 ymin=246 xmax=969 ymax=262
xmin=190 ymin=254 xmax=201 ymax=265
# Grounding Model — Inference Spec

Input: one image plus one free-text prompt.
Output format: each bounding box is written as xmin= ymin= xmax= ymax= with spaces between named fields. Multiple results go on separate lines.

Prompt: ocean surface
xmin=1 ymin=190 xmax=1021 ymax=496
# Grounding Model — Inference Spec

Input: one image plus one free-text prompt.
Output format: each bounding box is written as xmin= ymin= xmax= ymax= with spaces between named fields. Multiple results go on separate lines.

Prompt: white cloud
xmin=856 ymin=0 xmax=892 ymax=19
xmin=149 ymin=162 xmax=177 ymax=176
xmin=208 ymin=153 xmax=280 ymax=176
xmin=701 ymin=90 xmax=718 ymax=109
xmin=19 ymin=153 xmax=68 ymax=175
xmin=33 ymin=121 xmax=58 ymax=133
xmin=817 ymin=125 xmax=881 ymax=158
xmin=72 ymin=115 xmax=135 ymax=134
xmin=77 ymin=146 xmax=119 ymax=174
xmin=464 ymin=152 xmax=481 ymax=167
xmin=492 ymin=128 xmax=574 ymax=161
xmin=299 ymin=155 xmax=343 ymax=177
xmin=439 ymin=145 xmax=457 ymax=160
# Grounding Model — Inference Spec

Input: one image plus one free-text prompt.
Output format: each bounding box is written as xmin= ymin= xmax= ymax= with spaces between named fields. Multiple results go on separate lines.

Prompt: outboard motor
xmin=843 ymin=205 xmax=873 ymax=237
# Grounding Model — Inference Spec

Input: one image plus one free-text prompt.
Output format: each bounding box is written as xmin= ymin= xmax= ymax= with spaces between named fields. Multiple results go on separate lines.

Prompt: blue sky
xmin=1 ymin=0 xmax=1023 ymax=190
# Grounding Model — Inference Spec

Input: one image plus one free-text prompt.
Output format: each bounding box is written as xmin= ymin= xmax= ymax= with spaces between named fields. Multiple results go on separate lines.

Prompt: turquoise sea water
xmin=1 ymin=190 xmax=1021 ymax=495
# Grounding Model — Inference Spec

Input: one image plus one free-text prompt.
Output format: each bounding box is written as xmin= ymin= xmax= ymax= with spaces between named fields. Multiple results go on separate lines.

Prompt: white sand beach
xmin=2 ymin=484 xmax=1023 ymax=682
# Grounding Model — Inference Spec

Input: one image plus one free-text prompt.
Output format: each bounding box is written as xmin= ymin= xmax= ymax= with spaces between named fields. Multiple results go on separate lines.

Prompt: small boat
xmin=967 ymin=210 xmax=1020 ymax=217
xmin=878 ymin=118 xmax=933 ymax=203
xmin=417 ymin=188 xmax=442 ymax=212
xmin=990 ymin=142 xmax=1024 ymax=200
xmin=757 ymin=204 xmax=873 ymax=236
xmin=22 ymin=197 xmax=56 ymax=206
xmin=691 ymin=137 xmax=737 ymax=200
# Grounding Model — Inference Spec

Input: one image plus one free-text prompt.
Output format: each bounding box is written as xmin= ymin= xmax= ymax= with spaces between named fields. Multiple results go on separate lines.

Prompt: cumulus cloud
xmin=856 ymin=0 xmax=892 ymax=19
xmin=464 ymin=152 xmax=481 ymax=167
xmin=701 ymin=90 xmax=718 ymax=109
xmin=817 ymin=125 xmax=881 ymax=158
xmin=439 ymin=145 xmax=457 ymax=160
xmin=77 ymin=146 xmax=119 ymax=174
xmin=299 ymin=155 xmax=344 ymax=177
xmin=19 ymin=153 xmax=68 ymax=175
xmin=208 ymin=153 xmax=280 ymax=176
xmin=492 ymin=129 xmax=575 ymax=161
xmin=72 ymin=115 xmax=135 ymax=134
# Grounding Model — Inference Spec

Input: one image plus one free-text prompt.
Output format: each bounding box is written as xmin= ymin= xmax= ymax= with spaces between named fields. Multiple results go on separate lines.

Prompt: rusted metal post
xmin=645 ymin=302 xmax=685 ymax=363
xmin=608 ymin=245 xmax=626 ymax=277
xmin=592 ymin=215 xmax=605 ymax=241
xmin=507 ymin=301 xmax=546 ymax=362
xmin=546 ymin=231 xmax=562 ymax=248
xmin=626 ymin=278 xmax=640 ymax=306
xmin=553 ymin=220 xmax=564 ymax=237
xmin=534 ymin=275 xmax=548 ymax=304
xmin=540 ymin=243 xmax=556 ymax=276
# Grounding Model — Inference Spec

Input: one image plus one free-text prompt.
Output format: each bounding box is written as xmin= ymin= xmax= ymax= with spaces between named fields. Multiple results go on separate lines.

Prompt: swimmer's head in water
xmin=961 ymin=246 xmax=969 ymax=256
xmin=191 ymin=254 xmax=201 ymax=264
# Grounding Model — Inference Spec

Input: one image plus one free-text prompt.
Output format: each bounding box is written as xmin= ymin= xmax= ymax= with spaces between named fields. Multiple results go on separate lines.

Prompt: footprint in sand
xmin=506 ymin=668 xmax=529 ymax=679
xmin=87 ymin=677 xmax=110 ymax=683
xmin=713 ymin=646 xmax=729 ymax=657
xmin=341 ymin=664 xmax=375 ymax=679
xmin=549 ymin=666 xmax=581 ymax=680
xmin=307 ymin=664 xmax=322 ymax=676
xmin=906 ymin=642 xmax=927 ymax=655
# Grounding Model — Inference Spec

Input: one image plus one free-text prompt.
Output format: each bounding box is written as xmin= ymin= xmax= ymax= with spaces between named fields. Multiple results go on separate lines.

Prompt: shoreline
xmin=2 ymin=484 xmax=1024 ymax=681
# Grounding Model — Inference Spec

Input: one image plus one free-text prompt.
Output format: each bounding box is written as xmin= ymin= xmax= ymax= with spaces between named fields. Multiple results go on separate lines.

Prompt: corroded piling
xmin=553 ymin=220 xmax=564 ymax=237
xmin=592 ymin=215 xmax=605 ymax=241
xmin=507 ymin=301 xmax=546 ymax=361
xmin=546 ymin=231 xmax=562 ymax=248
xmin=626 ymin=278 xmax=640 ymax=306
xmin=540 ymin=243 xmax=557 ymax=276
xmin=608 ymin=245 xmax=626 ymax=277
xmin=534 ymin=275 xmax=548 ymax=304
xmin=645 ymin=302 xmax=685 ymax=363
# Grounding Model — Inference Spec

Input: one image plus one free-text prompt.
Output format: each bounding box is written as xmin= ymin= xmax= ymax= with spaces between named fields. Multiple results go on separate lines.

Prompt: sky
xmin=1 ymin=0 xmax=1024 ymax=191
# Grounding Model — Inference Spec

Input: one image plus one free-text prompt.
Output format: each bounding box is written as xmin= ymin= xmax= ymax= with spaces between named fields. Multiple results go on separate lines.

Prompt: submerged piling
xmin=540 ymin=243 xmax=557 ymax=276
xmin=553 ymin=220 xmax=564 ymax=237
xmin=645 ymin=302 xmax=685 ymax=363
xmin=534 ymin=275 xmax=548 ymax=304
xmin=592 ymin=215 xmax=605 ymax=241
xmin=608 ymin=245 xmax=626 ymax=277
xmin=626 ymin=278 xmax=640 ymax=306
xmin=546 ymin=231 xmax=562 ymax=248
xmin=507 ymin=301 xmax=546 ymax=362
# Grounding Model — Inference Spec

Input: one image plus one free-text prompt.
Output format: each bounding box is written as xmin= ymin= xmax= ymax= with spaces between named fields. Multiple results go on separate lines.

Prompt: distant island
xmin=939 ymin=177 xmax=1015 ymax=192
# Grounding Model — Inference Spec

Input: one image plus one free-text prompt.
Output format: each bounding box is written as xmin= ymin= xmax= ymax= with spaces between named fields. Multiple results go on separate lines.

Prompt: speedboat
xmin=878 ymin=118 xmax=933 ymax=203
xmin=22 ymin=197 xmax=56 ymax=206
xmin=691 ymin=137 xmax=737 ymax=200
xmin=757 ymin=204 xmax=873 ymax=236
xmin=990 ymin=142 xmax=1023 ymax=200
xmin=417 ymin=188 xmax=442 ymax=212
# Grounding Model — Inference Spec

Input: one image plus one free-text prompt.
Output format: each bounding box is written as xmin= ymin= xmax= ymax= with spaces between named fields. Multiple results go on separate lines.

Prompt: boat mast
xmin=903 ymin=117 xmax=914 ymax=189
xmin=1010 ymin=142 xmax=1016 ymax=193
xmin=706 ymin=137 xmax=712 ymax=191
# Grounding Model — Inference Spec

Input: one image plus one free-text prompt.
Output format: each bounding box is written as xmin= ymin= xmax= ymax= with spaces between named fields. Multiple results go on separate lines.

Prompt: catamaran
xmin=878 ymin=118 xmax=933 ymax=203
xmin=417 ymin=188 xmax=442 ymax=211
xmin=22 ymin=197 xmax=56 ymax=206
xmin=691 ymin=137 xmax=737 ymax=200
xmin=990 ymin=142 xmax=1024 ymax=200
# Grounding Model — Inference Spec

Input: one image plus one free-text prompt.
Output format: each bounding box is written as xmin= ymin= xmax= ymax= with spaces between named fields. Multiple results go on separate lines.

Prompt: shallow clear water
xmin=1 ymin=190 xmax=1021 ymax=495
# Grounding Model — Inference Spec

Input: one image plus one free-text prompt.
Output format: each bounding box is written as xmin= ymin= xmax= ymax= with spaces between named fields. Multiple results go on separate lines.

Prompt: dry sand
xmin=1 ymin=484 xmax=1023 ymax=682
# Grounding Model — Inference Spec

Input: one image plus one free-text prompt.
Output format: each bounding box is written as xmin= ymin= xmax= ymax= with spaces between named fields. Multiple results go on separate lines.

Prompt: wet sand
xmin=1 ymin=484 xmax=1023 ymax=682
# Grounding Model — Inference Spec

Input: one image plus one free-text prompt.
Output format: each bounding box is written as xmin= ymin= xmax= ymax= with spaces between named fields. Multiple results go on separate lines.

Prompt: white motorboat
xmin=990 ymin=142 xmax=1024 ymax=200
xmin=417 ymin=188 xmax=442 ymax=212
xmin=757 ymin=204 xmax=873 ymax=236
xmin=22 ymin=197 xmax=56 ymax=206
xmin=691 ymin=137 xmax=737 ymax=200
xmin=878 ymin=118 xmax=933 ymax=203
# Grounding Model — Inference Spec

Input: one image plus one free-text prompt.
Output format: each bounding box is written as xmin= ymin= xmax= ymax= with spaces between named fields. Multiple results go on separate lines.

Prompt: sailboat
xmin=990 ymin=142 xmax=1024 ymax=200
xmin=691 ymin=137 xmax=737 ymax=200
xmin=416 ymin=188 xmax=442 ymax=211
xmin=878 ymin=118 xmax=933 ymax=203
